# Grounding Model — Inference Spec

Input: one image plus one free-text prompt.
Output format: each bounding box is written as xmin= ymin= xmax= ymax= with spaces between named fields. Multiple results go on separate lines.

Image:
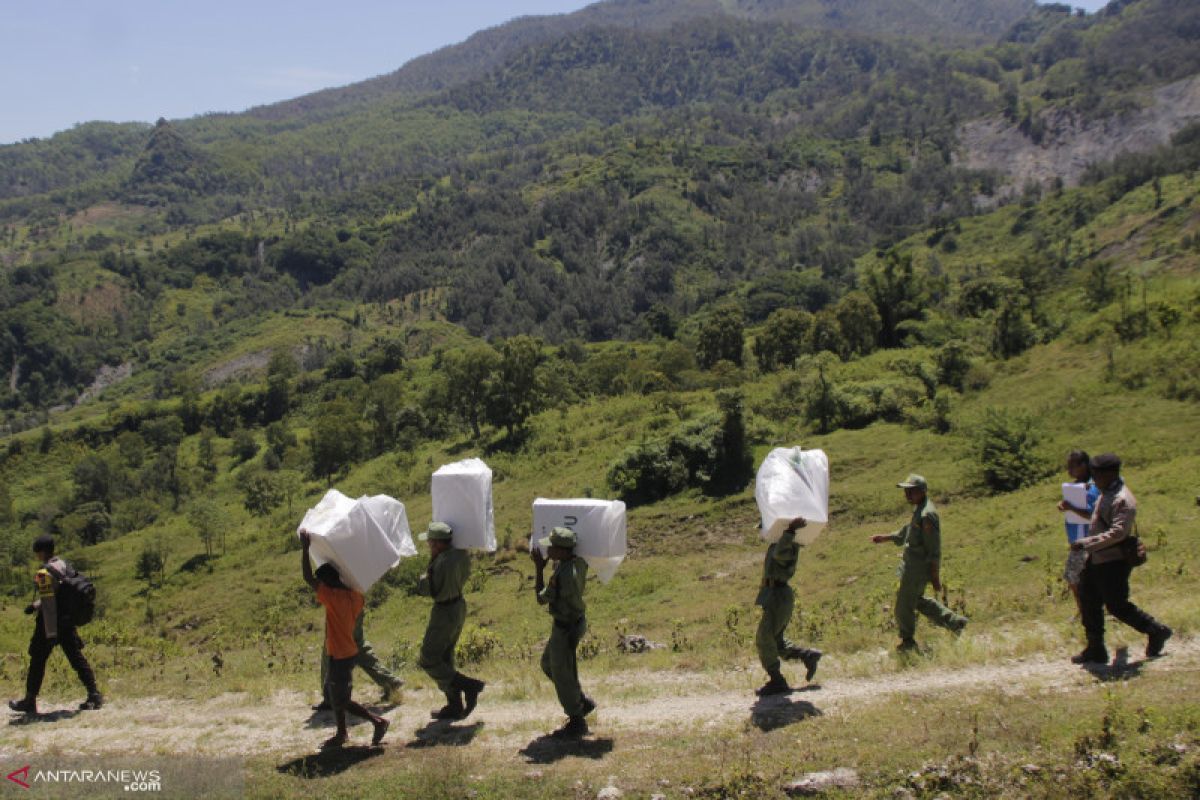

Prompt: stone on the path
xmin=597 ymin=786 xmax=624 ymax=800
xmin=784 ymin=768 xmax=860 ymax=796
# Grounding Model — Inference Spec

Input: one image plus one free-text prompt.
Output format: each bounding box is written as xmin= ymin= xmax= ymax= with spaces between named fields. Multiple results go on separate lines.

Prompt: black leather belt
xmin=436 ymin=596 xmax=463 ymax=606
xmin=762 ymin=579 xmax=788 ymax=588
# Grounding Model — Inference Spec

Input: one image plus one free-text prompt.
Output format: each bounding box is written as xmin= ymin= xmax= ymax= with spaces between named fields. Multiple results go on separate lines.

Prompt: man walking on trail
xmin=531 ymin=527 xmax=596 ymax=738
xmin=417 ymin=521 xmax=485 ymax=721
xmin=755 ymin=517 xmax=822 ymax=696
xmin=299 ymin=532 xmax=389 ymax=749
xmin=871 ymin=475 xmax=967 ymax=652
xmin=8 ymin=535 xmax=102 ymax=716
xmin=312 ymin=610 xmax=403 ymax=712
xmin=1070 ymin=453 xmax=1171 ymax=665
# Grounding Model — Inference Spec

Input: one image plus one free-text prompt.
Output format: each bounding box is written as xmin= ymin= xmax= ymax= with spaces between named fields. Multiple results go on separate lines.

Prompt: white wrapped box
xmin=297 ymin=489 xmax=417 ymax=593
xmin=755 ymin=448 xmax=830 ymax=545
xmin=531 ymin=498 xmax=627 ymax=584
xmin=431 ymin=458 xmax=496 ymax=551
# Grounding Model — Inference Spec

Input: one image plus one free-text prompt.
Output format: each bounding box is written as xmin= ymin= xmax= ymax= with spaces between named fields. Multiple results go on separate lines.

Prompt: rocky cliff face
xmin=957 ymin=73 xmax=1200 ymax=189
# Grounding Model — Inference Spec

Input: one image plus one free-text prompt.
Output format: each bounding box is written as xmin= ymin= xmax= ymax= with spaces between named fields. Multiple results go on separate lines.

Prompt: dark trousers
xmin=1079 ymin=559 xmax=1161 ymax=648
xmin=27 ymin=618 xmax=97 ymax=699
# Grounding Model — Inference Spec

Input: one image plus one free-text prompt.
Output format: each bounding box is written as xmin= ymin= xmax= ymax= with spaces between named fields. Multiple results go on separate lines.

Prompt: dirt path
xmin=3 ymin=639 xmax=1197 ymax=759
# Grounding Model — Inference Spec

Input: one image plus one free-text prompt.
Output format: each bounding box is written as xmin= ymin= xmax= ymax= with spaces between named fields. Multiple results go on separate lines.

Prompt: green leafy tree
xmin=231 ymin=428 xmax=259 ymax=463
xmin=807 ymin=309 xmax=848 ymax=359
xmin=833 ymin=290 xmax=881 ymax=357
xmin=696 ymin=305 xmax=745 ymax=369
xmin=753 ymin=309 xmax=813 ymax=372
xmin=863 ymin=251 xmax=928 ymax=348
xmin=188 ymin=499 xmax=223 ymax=559
xmin=486 ymin=335 xmax=544 ymax=437
xmin=309 ymin=400 xmax=366 ymax=482
xmin=73 ymin=455 xmax=115 ymax=511
xmin=135 ymin=544 xmax=166 ymax=590
xmin=442 ymin=345 xmax=501 ymax=438
xmin=973 ymin=408 xmax=1048 ymax=493
xmin=243 ymin=471 xmax=285 ymax=517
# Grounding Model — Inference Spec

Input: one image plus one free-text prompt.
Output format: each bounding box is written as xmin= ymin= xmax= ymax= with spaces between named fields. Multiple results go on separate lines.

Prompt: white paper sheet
xmin=1062 ymin=482 xmax=1090 ymax=526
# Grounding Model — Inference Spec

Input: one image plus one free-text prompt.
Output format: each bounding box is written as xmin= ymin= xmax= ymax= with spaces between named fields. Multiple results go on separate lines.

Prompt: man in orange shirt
xmin=300 ymin=532 xmax=389 ymax=749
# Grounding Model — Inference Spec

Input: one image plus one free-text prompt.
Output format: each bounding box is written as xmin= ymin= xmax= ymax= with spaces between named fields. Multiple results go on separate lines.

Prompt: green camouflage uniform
xmin=888 ymin=497 xmax=965 ymax=640
xmin=539 ymin=556 xmax=589 ymax=717
xmin=417 ymin=547 xmax=472 ymax=691
xmin=755 ymin=527 xmax=818 ymax=672
xmin=319 ymin=611 xmax=402 ymax=699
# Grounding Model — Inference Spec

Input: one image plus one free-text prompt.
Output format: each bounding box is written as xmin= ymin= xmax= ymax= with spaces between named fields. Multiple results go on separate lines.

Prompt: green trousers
xmin=895 ymin=562 xmax=963 ymax=640
xmin=320 ymin=611 xmax=401 ymax=699
xmin=418 ymin=598 xmax=467 ymax=692
xmin=541 ymin=617 xmax=587 ymax=717
xmin=755 ymin=585 xmax=807 ymax=672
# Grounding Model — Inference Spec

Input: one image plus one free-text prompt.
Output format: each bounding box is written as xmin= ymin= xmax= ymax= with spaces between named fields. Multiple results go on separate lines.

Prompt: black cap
xmin=1090 ymin=453 xmax=1121 ymax=472
xmin=32 ymin=534 xmax=55 ymax=554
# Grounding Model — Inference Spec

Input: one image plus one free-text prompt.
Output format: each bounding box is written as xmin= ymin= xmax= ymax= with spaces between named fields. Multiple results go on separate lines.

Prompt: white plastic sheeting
xmin=755 ymin=447 xmax=830 ymax=545
xmin=431 ymin=458 xmax=496 ymax=551
xmin=297 ymin=490 xmax=417 ymax=593
xmin=531 ymin=498 xmax=627 ymax=584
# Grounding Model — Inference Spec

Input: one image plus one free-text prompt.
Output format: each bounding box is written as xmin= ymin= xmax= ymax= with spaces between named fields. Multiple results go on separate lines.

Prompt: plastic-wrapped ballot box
xmin=297 ymin=489 xmax=417 ymax=592
xmin=531 ymin=498 xmax=627 ymax=584
xmin=755 ymin=448 xmax=830 ymax=545
xmin=431 ymin=458 xmax=496 ymax=551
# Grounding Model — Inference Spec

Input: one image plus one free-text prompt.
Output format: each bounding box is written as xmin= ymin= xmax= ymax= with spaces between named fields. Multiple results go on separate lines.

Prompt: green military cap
xmin=897 ymin=474 xmax=928 ymax=490
xmin=419 ymin=521 xmax=454 ymax=542
xmin=538 ymin=526 xmax=577 ymax=549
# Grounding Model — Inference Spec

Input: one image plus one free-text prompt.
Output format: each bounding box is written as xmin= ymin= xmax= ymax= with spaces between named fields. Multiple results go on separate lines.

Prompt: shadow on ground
xmin=519 ymin=734 xmax=615 ymax=764
xmin=8 ymin=709 xmax=80 ymax=725
xmin=1082 ymin=646 xmax=1147 ymax=682
xmin=304 ymin=702 xmax=399 ymax=729
xmin=277 ymin=746 xmax=383 ymax=779
xmin=750 ymin=695 xmax=823 ymax=732
xmin=407 ymin=720 xmax=484 ymax=749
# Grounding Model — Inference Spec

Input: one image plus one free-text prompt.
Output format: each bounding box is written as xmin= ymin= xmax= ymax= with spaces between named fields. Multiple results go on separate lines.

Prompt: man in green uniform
xmin=871 ymin=475 xmax=967 ymax=651
xmin=756 ymin=517 xmax=822 ymax=696
xmin=312 ymin=611 xmax=404 ymax=711
xmin=417 ymin=521 xmax=485 ymax=721
xmin=531 ymin=527 xmax=596 ymax=738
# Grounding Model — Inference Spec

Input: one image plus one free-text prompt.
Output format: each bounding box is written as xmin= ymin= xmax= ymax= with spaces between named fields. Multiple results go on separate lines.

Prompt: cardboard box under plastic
xmin=431 ymin=458 xmax=496 ymax=551
xmin=296 ymin=490 xmax=417 ymax=593
xmin=531 ymin=498 xmax=627 ymax=583
xmin=755 ymin=448 xmax=830 ymax=545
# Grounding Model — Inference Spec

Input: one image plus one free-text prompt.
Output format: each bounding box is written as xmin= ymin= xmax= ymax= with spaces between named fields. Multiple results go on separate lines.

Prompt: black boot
xmin=1071 ymin=645 xmax=1109 ymax=665
xmin=1147 ymin=625 xmax=1172 ymax=658
xmin=431 ymin=690 xmax=465 ymax=720
xmin=7 ymin=697 xmax=37 ymax=716
xmin=552 ymin=716 xmax=589 ymax=738
xmin=800 ymin=650 xmax=822 ymax=682
xmin=78 ymin=692 xmax=103 ymax=711
xmin=453 ymin=674 xmax=486 ymax=719
xmin=756 ymin=669 xmax=791 ymax=696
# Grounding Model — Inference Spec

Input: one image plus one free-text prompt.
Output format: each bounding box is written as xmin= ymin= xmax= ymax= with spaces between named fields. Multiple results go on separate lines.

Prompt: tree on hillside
xmin=72 ymin=455 xmax=115 ymax=511
xmin=309 ymin=400 xmax=366 ymax=482
xmin=753 ymin=309 xmax=814 ymax=372
xmin=487 ymin=335 xmax=545 ymax=437
xmin=807 ymin=309 xmax=848 ymax=359
xmin=696 ymin=305 xmax=745 ymax=368
xmin=863 ymin=251 xmax=928 ymax=348
xmin=834 ymin=290 xmax=882 ymax=357
xmin=188 ymin=499 xmax=223 ymax=559
xmin=441 ymin=345 xmax=501 ymax=438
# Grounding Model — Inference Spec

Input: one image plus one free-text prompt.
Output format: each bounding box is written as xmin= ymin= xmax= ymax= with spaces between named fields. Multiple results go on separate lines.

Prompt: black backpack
xmin=47 ymin=561 xmax=97 ymax=626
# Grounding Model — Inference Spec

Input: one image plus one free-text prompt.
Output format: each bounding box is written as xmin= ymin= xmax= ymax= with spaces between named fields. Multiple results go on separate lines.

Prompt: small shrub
xmin=970 ymin=408 xmax=1049 ymax=493
xmin=455 ymin=624 xmax=500 ymax=664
